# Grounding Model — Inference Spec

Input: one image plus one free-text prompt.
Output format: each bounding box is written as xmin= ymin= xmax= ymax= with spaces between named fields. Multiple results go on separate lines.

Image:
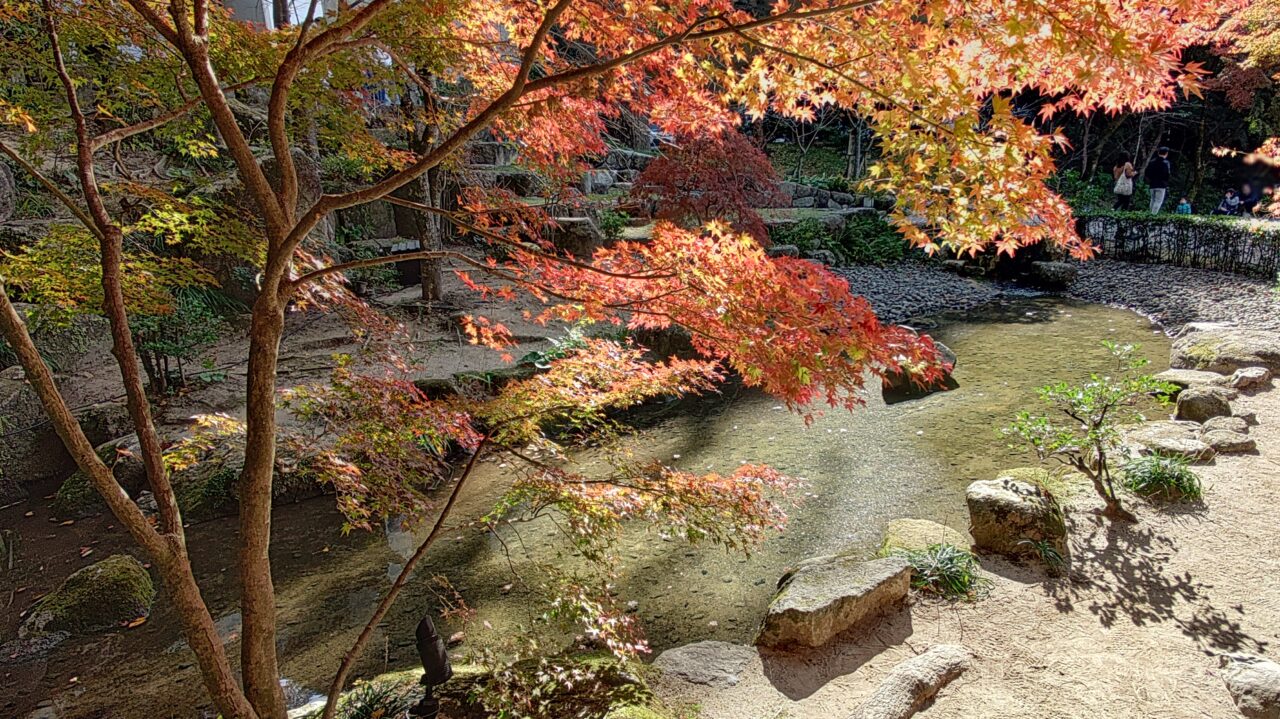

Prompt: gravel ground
xmin=834 ymin=261 xmax=1001 ymax=324
xmin=1068 ymin=259 xmax=1280 ymax=332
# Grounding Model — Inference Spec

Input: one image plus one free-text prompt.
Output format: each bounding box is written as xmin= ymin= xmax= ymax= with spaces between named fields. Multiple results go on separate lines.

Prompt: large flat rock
xmin=756 ymin=556 xmax=910 ymax=649
xmin=1171 ymin=326 xmax=1280 ymax=374
xmin=653 ymin=640 xmax=757 ymax=687
xmin=1125 ymin=421 xmax=1215 ymax=462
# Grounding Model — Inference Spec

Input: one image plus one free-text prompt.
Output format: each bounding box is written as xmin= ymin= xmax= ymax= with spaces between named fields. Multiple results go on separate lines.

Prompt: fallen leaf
xmin=79 ymin=547 xmax=94 ymax=558
xmin=126 ymin=617 xmax=147 ymax=628
xmin=59 ymin=520 xmax=74 ymax=526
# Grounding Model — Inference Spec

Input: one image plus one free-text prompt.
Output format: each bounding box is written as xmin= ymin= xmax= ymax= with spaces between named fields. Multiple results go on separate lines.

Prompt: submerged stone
xmin=881 ymin=518 xmax=970 ymax=554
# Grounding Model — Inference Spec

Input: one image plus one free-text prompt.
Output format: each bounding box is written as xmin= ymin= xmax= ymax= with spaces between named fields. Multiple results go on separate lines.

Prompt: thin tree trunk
xmin=239 ymin=292 xmax=289 ymax=719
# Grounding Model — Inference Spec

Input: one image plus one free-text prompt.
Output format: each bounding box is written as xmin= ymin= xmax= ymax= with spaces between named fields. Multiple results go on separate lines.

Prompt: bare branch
xmin=42 ymin=0 xmax=185 ymax=536
xmin=90 ymin=77 xmax=262 ymax=150
xmin=0 ymin=139 xmax=101 ymax=237
xmin=319 ymin=432 xmax=493 ymax=719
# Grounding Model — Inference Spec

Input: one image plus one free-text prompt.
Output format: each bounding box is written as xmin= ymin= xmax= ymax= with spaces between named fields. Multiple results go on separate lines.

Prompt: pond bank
xmin=653 ymin=374 xmax=1280 ymax=719
xmin=1068 ymin=258 xmax=1280 ymax=332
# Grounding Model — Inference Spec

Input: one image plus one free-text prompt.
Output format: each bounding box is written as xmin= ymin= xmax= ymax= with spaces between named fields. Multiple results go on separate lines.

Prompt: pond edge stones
xmin=756 ymin=555 xmax=910 ymax=649
xmin=966 ymin=476 xmax=1068 ymax=560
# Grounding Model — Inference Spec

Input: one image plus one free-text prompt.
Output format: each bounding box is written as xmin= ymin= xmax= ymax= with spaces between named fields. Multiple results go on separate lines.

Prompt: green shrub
xmin=1050 ymin=169 xmax=1150 ymax=214
xmin=332 ymin=680 xmax=414 ymax=719
xmin=599 ymin=209 xmax=630 ymax=242
xmin=771 ymin=217 xmax=830 ymax=252
xmin=897 ymin=543 xmax=991 ymax=600
xmin=1122 ymin=454 xmax=1203 ymax=500
xmin=838 ymin=213 xmax=909 ymax=265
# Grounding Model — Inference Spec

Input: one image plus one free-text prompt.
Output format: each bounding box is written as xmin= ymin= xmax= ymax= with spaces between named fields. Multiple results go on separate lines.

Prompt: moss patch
xmin=998 ymin=467 xmax=1090 ymax=500
xmin=20 ymin=554 xmax=155 ymax=638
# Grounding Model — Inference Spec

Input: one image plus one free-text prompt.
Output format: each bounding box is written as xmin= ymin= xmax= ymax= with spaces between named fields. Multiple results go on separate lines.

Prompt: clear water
xmin=382 ymin=296 xmax=1171 ymax=651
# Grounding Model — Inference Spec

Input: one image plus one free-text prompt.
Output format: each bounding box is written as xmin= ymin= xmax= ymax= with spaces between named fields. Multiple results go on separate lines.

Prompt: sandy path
xmin=654 ymin=379 xmax=1280 ymax=719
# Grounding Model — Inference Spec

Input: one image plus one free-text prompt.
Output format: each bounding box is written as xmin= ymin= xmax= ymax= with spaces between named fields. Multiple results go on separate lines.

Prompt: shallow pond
xmin=381 ymin=296 xmax=1172 ymax=653
xmin=9 ymin=297 xmax=1172 ymax=717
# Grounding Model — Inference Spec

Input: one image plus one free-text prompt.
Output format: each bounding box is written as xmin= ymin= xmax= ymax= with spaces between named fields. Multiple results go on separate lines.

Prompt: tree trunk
xmin=419 ymin=168 xmax=444 ymax=301
xmin=0 ymin=287 xmax=259 ymax=719
xmin=239 ymin=292 xmax=289 ymax=719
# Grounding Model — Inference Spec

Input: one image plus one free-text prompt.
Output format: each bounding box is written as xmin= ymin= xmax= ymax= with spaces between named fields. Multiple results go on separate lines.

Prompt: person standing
xmin=1112 ymin=153 xmax=1137 ymax=210
xmin=1145 ymin=146 xmax=1173 ymax=213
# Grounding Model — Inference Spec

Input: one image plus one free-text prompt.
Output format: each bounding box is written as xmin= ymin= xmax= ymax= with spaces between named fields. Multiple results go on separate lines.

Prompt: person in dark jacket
xmin=1240 ymin=182 xmax=1263 ymax=215
xmin=1145 ymin=146 xmax=1173 ymax=213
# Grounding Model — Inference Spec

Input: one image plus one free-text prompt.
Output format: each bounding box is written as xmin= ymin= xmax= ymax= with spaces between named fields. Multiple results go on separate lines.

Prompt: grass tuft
xmin=897 ymin=543 xmax=991 ymax=600
xmin=1123 ymin=454 xmax=1203 ymax=501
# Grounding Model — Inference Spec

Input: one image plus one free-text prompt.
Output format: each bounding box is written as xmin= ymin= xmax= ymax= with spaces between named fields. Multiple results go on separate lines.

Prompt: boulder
xmin=1028 ymin=261 xmax=1078 ymax=290
xmin=548 ymin=216 xmax=606 ymax=257
xmin=966 ymin=478 xmax=1067 ymax=560
xmin=1175 ymin=386 xmax=1233 ymax=423
xmin=74 ymin=401 xmax=134 ymax=446
xmin=1230 ymin=367 xmax=1272 ymax=391
xmin=1153 ymin=368 xmax=1230 ymax=390
xmin=0 ymin=470 xmax=25 ymax=503
xmin=756 ymin=556 xmax=910 ymax=649
xmin=19 ymin=554 xmax=155 ymax=638
xmin=1220 ymin=653 xmax=1280 ymax=719
xmin=881 ymin=518 xmax=970 ymax=554
xmin=1125 ymin=421 xmax=1216 ymax=462
xmin=802 ymin=249 xmax=839 ymax=265
xmin=1204 ymin=416 xmax=1250 ymax=435
xmin=653 ymin=641 xmax=757 ymax=687
xmin=766 ymin=244 xmax=800 ymax=258
xmin=1171 ymin=327 xmax=1280 ymax=374
xmin=55 ymin=433 xmax=146 ymax=515
xmin=882 ymin=334 xmax=957 ymax=404
xmin=1201 ymin=430 xmax=1257 ymax=454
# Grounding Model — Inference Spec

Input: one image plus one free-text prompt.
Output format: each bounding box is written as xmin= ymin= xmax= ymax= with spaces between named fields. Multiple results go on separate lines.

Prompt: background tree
xmin=630 ymin=130 xmax=783 ymax=241
xmin=0 ymin=0 xmax=1227 ymax=716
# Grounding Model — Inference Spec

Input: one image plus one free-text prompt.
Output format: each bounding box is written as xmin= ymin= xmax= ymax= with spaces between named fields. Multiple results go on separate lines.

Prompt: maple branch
xmin=379 ymin=195 xmax=678 ymax=281
xmin=290 ymin=249 xmax=457 ymax=287
xmin=275 ymin=0 xmax=576 ymax=284
xmin=729 ymin=28 xmax=959 ymax=139
xmin=522 ymin=0 xmax=884 ymax=94
xmin=42 ymin=0 xmax=185 ymax=537
xmin=319 ymin=431 xmax=493 ymax=719
xmin=121 ymin=0 xmax=181 ymax=45
xmin=89 ymin=77 xmax=262 ymax=150
xmin=0 ymin=139 xmax=101 ymax=237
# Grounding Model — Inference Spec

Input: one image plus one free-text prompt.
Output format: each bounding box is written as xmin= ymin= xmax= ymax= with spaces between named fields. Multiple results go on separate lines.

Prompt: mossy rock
xmin=54 ymin=434 xmax=146 ymax=516
xmin=880 ymin=518 xmax=969 ymax=555
xmin=19 ymin=554 xmax=155 ymax=638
